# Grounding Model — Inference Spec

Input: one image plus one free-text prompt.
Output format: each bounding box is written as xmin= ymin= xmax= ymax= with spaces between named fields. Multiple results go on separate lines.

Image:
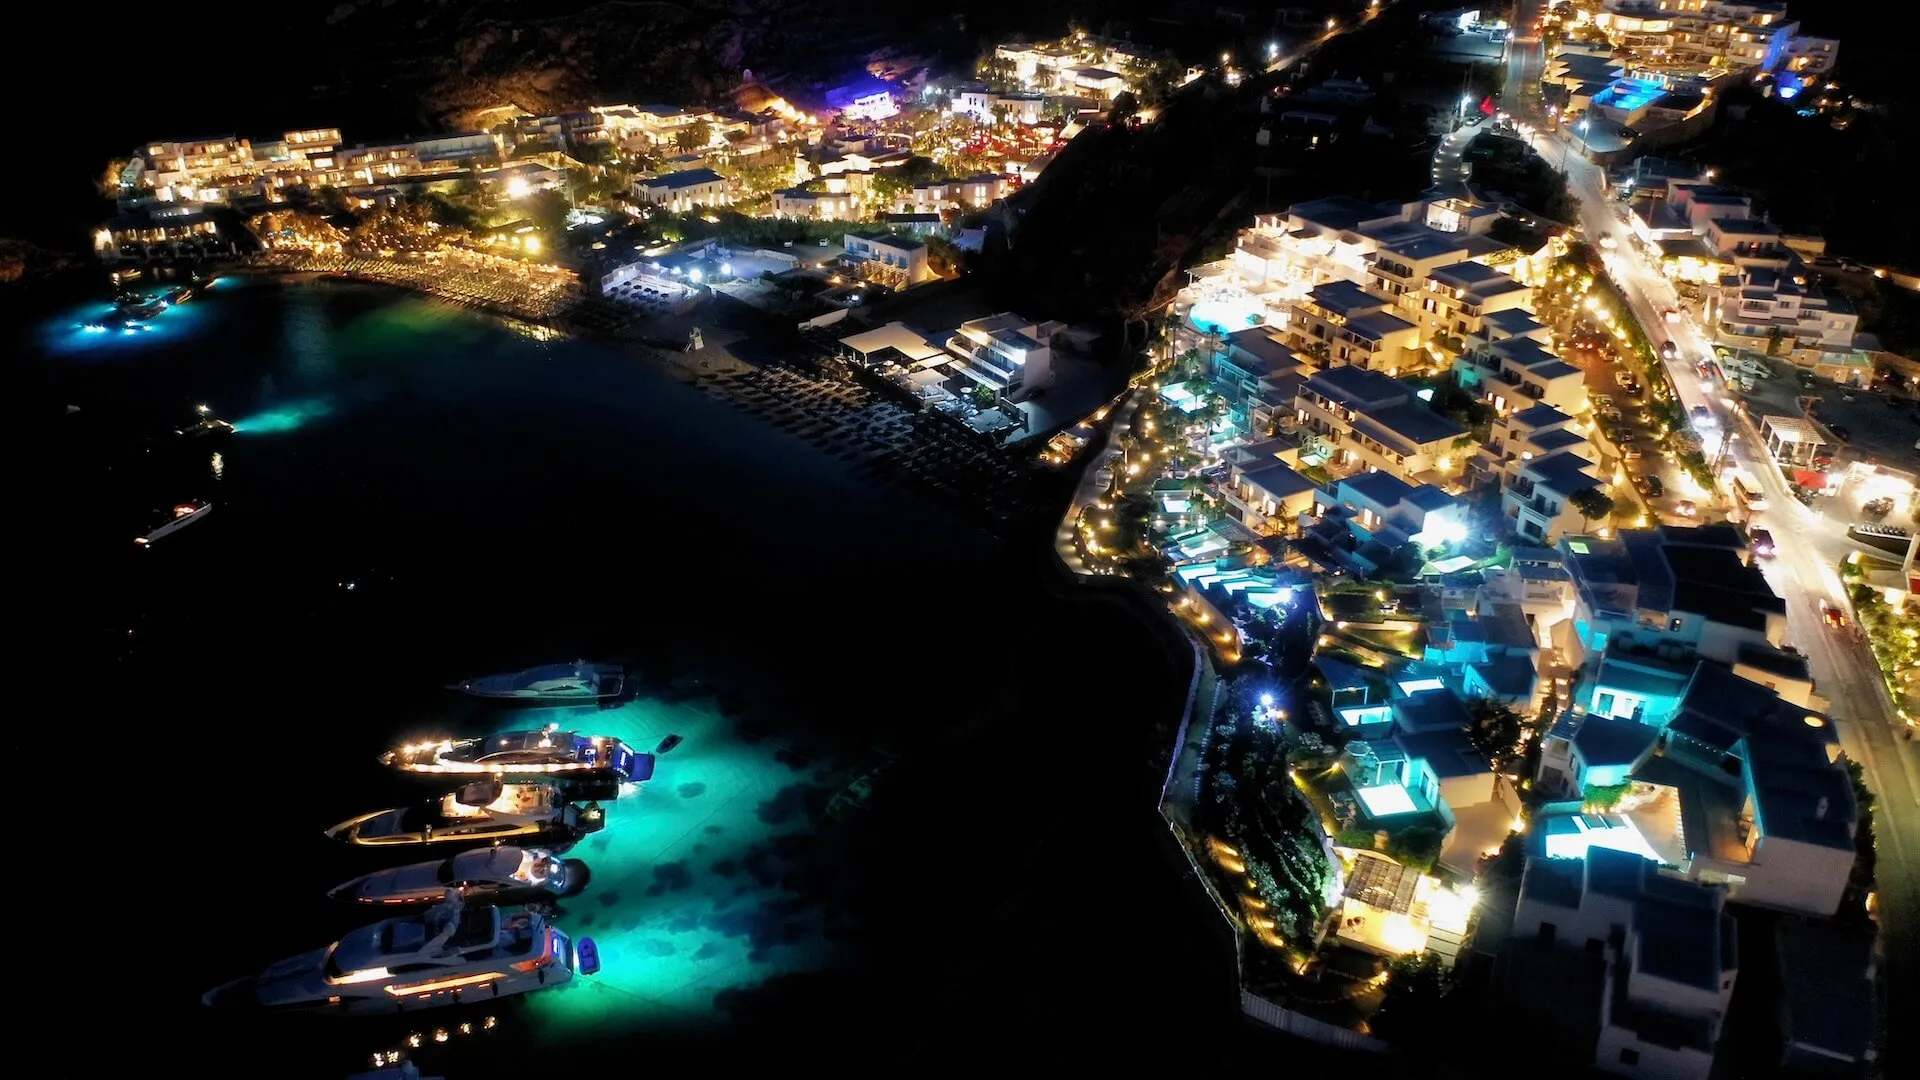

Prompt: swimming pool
xmin=1186 ymin=296 xmax=1270 ymax=335
xmin=1593 ymin=77 xmax=1666 ymax=113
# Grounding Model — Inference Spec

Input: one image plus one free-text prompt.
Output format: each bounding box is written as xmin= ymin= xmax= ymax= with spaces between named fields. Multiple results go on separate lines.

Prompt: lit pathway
xmin=1055 ymin=390 xmax=1142 ymax=576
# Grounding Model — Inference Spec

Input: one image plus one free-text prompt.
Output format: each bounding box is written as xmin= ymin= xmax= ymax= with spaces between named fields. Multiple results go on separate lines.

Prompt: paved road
xmin=1553 ymin=129 xmax=1920 ymax=1070
xmin=1502 ymin=0 xmax=1548 ymax=116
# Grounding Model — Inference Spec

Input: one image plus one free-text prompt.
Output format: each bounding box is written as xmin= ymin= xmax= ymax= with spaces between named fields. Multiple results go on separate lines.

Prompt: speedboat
xmin=177 ymin=417 xmax=235 ymax=440
xmin=202 ymin=891 xmax=599 ymax=1015
xmin=329 ymin=846 xmax=585 ymax=906
xmin=383 ymin=726 xmax=654 ymax=782
xmin=449 ymin=660 xmax=625 ymax=704
xmin=134 ymin=500 xmax=211 ymax=546
xmin=325 ymin=779 xmax=611 ymax=850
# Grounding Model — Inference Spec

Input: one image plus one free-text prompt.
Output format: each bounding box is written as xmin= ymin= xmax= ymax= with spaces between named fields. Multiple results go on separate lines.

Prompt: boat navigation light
xmin=547 ymin=722 xmax=561 ymax=732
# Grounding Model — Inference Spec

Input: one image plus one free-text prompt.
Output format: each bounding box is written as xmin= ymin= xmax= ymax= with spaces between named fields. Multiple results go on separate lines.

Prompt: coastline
xmin=233 ymin=253 xmax=1048 ymax=533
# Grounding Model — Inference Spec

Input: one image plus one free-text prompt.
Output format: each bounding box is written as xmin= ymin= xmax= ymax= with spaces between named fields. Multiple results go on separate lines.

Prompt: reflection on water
xmin=232 ymin=397 xmax=337 ymax=435
xmin=505 ymin=696 xmax=841 ymax=1038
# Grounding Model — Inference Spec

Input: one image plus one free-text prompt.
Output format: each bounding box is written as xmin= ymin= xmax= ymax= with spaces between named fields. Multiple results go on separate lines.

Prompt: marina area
xmin=18 ymin=275 xmax=1223 ymax=1077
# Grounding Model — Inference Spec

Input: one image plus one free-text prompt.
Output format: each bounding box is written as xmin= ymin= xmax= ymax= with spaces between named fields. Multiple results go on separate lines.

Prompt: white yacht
xmin=329 ymin=846 xmax=582 ymax=906
xmin=383 ymin=726 xmax=653 ymax=782
xmin=134 ymin=500 xmax=211 ymax=546
xmin=325 ymin=779 xmax=608 ymax=850
xmin=449 ymin=660 xmax=625 ymax=704
xmin=202 ymin=892 xmax=598 ymax=1014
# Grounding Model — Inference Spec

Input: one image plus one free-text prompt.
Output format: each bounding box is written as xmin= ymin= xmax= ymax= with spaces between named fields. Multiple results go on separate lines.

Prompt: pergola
xmin=1760 ymin=414 xmax=1831 ymax=467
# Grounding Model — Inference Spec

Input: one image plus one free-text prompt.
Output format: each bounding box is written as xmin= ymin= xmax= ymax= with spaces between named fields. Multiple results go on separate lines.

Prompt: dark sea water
xmin=12 ymin=278 xmax=1269 ymax=1077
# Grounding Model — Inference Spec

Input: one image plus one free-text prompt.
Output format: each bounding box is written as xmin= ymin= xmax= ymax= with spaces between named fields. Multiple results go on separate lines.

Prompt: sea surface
xmin=13 ymin=277 xmax=1257 ymax=1076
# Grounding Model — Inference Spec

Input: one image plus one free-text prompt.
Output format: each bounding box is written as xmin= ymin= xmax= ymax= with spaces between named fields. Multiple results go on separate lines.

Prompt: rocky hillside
xmin=312 ymin=0 xmax=944 ymax=125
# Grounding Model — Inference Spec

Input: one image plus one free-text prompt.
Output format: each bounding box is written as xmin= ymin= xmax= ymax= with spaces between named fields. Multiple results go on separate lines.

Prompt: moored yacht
xmin=383 ymin=727 xmax=653 ymax=782
xmin=329 ymin=846 xmax=584 ymax=906
xmin=325 ymin=779 xmax=610 ymax=850
xmin=202 ymin=891 xmax=599 ymax=1014
xmin=449 ymin=660 xmax=626 ymax=704
xmin=134 ymin=500 xmax=211 ymax=546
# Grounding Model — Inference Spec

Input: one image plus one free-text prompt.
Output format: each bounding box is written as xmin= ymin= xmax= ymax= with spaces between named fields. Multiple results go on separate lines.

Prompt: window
xmin=1619 ymin=1048 xmax=1640 ymax=1066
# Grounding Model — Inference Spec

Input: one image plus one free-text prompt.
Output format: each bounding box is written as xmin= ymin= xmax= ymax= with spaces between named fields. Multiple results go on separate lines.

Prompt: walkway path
xmin=1055 ymin=390 xmax=1142 ymax=576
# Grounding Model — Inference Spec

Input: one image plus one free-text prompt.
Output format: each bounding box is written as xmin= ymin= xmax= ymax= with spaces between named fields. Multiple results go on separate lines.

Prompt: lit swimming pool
xmin=1593 ymin=77 xmax=1666 ymax=113
xmin=1186 ymin=296 xmax=1269 ymax=336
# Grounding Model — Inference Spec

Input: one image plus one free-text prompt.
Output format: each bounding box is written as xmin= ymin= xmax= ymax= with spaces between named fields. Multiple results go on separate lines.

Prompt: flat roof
xmin=641 ymin=167 xmax=725 ymax=189
xmin=1241 ymin=461 xmax=1317 ymax=500
xmin=1776 ymin=919 xmax=1877 ymax=1061
xmin=1303 ymin=279 xmax=1387 ymax=316
xmin=838 ymin=321 xmax=946 ymax=362
xmin=1367 ymin=402 xmax=1468 ymax=447
xmin=1761 ymin=414 xmax=1826 ymax=443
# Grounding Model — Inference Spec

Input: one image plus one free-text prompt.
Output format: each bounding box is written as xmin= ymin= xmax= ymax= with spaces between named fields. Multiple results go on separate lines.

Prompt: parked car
xmin=1621 ymin=444 xmax=1644 ymax=461
xmin=1662 ymin=309 xmax=1681 ymax=324
xmin=1675 ymin=499 xmax=1698 ymax=517
xmin=1615 ymin=370 xmax=1635 ymax=388
xmin=1638 ymin=474 xmax=1665 ymax=498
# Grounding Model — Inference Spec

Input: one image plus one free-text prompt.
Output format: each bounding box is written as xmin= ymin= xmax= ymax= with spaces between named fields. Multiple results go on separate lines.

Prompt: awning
xmin=1794 ymin=469 xmax=1829 ymax=490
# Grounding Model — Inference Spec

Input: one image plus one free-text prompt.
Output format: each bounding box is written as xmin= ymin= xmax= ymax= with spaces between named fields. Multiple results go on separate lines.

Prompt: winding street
xmin=1550 ymin=126 xmax=1920 ymax=1073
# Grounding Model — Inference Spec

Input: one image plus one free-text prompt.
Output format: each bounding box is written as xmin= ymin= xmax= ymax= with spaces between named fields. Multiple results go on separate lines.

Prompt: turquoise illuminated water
xmin=16 ymin=276 xmax=1239 ymax=1077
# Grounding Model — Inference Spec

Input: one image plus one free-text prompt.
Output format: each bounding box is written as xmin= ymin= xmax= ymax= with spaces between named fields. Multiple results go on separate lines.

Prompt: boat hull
xmin=326 ymin=808 xmax=605 ymax=854
xmin=203 ymin=966 xmax=577 ymax=1015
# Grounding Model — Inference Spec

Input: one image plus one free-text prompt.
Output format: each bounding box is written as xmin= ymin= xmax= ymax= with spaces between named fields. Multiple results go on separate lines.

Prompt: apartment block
xmin=843 ymin=231 xmax=933 ymax=289
xmin=1287 ymin=280 xmax=1422 ymax=373
xmin=1462 ymin=334 xmax=1587 ymax=417
xmin=1316 ymin=471 xmax=1471 ymax=553
xmin=1225 ymin=443 xmax=1319 ymax=536
xmin=945 ymin=312 xmax=1064 ymax=400
xmin=1537 ymin=657 xmax=1856 ymax=916
xmin=633 ymin=168 xmax=730 ymax=212
xmin=1513 ymin=848 xmax=1738 ymax=1080
xmin=1592 ymin=1 xmax=1839 ymax=77
xmin=1558 ymin=525 xmax=1785 ymax=670
xmin=771 ymin=187 xmax=861 ymax=220
xmin=1294 ymin=365 xmax=1470 ymax=488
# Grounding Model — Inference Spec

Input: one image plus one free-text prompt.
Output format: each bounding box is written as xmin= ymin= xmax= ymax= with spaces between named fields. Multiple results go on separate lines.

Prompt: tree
xmin=1370 ymin=953 xmax=1450 ymax=1043
xmin=1108 ymin=91 xmax=1141 ymax=125
xmin=1569 ymin=487 xmax=1615 ymax=531
xmin=523 ymin=190 xmax=569 ymax=235
xmin=1466 ymin=699 xmax=1525 ymax=765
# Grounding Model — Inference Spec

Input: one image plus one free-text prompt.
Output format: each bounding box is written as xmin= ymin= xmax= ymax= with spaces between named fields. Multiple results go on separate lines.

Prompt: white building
xmin=1318 ymin=471 xmax=1472 ymax=552
xmin=1287 ymin=281 xmax=1422 ymax=373
xmin=1493 ymin=404 xmax=1607 ymax=543
xmin=771 ymin=187 xmax=861 ymax=221
xmin=633 ymin=168 xmax=730 ymax=212
xmin=843 ymin=232 xmax=933 ymax=288
xmin=945 ymin=312 xmax=1064 ymax=400
xmin=1512 ymin=848 xmax=1738 ymax=1080
xmin=1592 ymin=1 xmax=1839 ymax=76
xmin=1559 ymin=525 xmax=1788 ymax=671
xmin=1293 ymin=365 xmax=1470 ymax=489
xmin=1535 ymin=658 xmax=1858 ymax=917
